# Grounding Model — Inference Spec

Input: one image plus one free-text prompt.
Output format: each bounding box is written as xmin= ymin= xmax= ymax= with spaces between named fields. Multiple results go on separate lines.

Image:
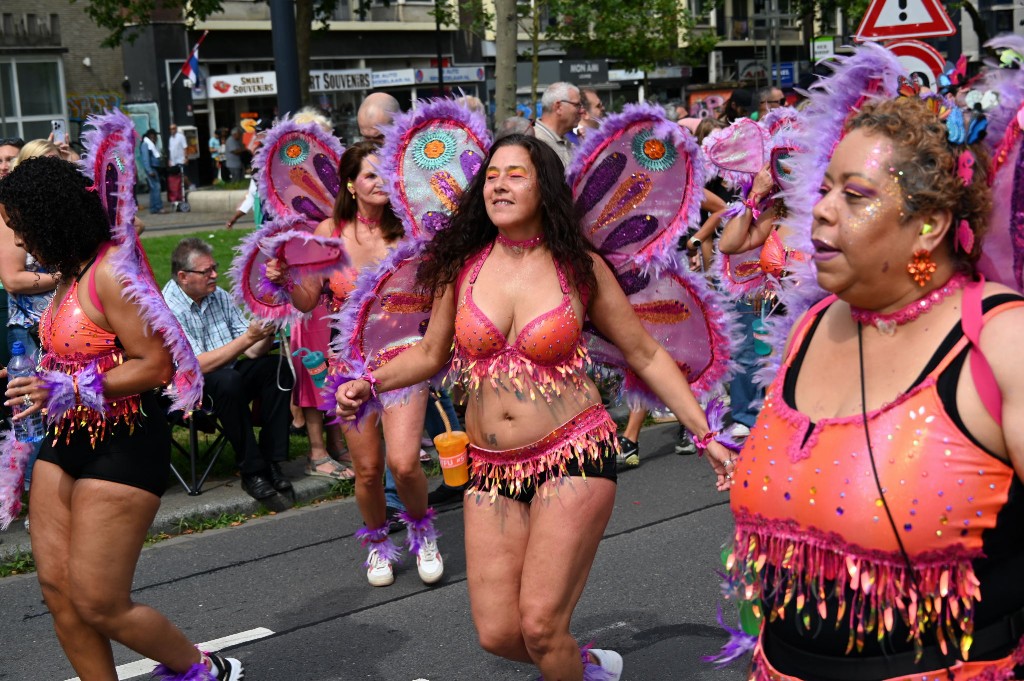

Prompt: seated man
xmin=163 ymin=237 xmax=293 ymax=503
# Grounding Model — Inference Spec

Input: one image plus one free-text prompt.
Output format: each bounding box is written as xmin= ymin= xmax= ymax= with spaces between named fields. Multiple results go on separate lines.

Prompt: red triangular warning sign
xmin=855 ymin=0 xmax=956 ymax=42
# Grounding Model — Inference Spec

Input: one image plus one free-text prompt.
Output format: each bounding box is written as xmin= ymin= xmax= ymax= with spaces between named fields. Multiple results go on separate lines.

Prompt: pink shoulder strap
xmin=962 ymin=278 xmax=1003 ymax=426
xmin=85 ymin=241 xmax=113 ymax=314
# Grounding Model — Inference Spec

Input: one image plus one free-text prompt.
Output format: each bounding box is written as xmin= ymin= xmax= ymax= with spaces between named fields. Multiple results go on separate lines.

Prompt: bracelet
xmin=743 ymin=196 xmax=762 ymax=220
xmin=691 ymin=430 xmax=719 ymax=455
xmin=688 ymin=237 xmax=702 ymax=250
xmin=362 ymin=372 xmax=380 ymax=399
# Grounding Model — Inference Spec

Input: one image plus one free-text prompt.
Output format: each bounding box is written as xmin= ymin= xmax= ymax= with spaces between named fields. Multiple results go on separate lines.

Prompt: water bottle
xmin=8 ymin=341 xmax=44 ymax=443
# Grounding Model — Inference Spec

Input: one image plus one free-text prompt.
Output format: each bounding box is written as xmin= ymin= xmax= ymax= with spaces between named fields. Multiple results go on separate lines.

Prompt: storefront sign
xmin=608 ymin=66 xmax=688 ymax=81
xmin=812 ymin=36 xmax=836 ymax=62
xmin=414 ymin=66 xmax=486 ymax=84
xmin=560 ymin=60 xmax=608 ymax=85
xmin=372 ymin=70 xmax=417 ymax=88
xmin=310 ymin=69 xmax=372 ymax=92
xmin=208 ymin=71 xmax=277 ymax=99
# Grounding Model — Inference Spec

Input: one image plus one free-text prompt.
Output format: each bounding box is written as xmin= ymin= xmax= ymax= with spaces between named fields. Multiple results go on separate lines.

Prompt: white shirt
xmin=169 ymin=131 xmax=188 ymax=166
xmin=143 ymin=136 xmax=162 ymax=160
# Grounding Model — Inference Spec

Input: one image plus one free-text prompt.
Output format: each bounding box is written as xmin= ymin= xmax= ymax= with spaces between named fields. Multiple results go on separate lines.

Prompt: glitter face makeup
xmin=483 ymin=145 xmax=543 ymax=234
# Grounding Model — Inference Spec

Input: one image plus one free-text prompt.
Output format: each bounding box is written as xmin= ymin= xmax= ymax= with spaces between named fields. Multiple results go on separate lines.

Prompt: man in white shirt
xmin=168 ymin=124 xmax=187 ymax=170
xmin=534 ymin=82 xmax=583 ymax=168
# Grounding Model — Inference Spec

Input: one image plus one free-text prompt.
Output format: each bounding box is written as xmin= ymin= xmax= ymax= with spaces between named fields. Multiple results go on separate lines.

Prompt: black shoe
xmin=427 ymin=482 xmax=466 ymax=506
xmin=267 ymin=462 xmax=293 ymax=493
xmin=289 ymin=423 xmax=307 ymax=437
xmin=241 ymin=473 xmax=278 ymax=500
xmin=385 ymin=506 xmax=406 ymax=534
xmin=207 ymin=651 xmax=244 ymax=681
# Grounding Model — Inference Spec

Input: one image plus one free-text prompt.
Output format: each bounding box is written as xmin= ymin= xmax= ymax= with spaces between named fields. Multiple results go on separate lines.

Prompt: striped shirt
xmin=533 ymin=120 xmax=573 ymax=168
xmin=162 ymin=281 xmax=248 ymax=355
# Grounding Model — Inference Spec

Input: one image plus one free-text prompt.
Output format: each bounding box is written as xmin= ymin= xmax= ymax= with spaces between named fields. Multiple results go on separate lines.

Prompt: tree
xmin=544 ymin=0 xmax=719 ymax=74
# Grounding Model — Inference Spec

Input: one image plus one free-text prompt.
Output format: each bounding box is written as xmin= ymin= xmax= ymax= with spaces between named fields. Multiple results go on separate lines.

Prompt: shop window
xmin=0 ymin=57 xmax=66 ymax=140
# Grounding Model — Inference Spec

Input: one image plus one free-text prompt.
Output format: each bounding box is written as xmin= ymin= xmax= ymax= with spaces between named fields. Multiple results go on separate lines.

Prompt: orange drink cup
xmin=434 ymin=431 xmax=470 ymax=487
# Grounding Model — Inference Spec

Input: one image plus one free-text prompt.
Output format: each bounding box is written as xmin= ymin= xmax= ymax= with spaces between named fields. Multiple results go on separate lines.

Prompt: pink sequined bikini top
xmin=41 ymin=245 xmax=118 ymax=358
xmin=455 ymin=242 xmax=582 ymax=366
xmin=451 ymin=243 xmax=589 ymax=400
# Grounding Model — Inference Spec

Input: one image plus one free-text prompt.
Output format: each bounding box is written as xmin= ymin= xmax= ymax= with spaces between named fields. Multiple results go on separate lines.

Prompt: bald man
xmin=357 ymin=92 xmax=402 ymax=143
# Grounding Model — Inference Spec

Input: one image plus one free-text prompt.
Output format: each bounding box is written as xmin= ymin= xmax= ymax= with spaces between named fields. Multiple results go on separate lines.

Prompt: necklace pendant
xmin=875 ymin=319 xmax=897 ymax=336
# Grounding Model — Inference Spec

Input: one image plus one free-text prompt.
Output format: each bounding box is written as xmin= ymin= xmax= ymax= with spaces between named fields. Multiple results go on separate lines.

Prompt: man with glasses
xmin=534 ymin=81 xmax=584 ymax=167
xmin=567 ymin=87 xmax=605 ymax=145
xmin=163 ymin=237 xmax=294 ymax=505
xmin=756 ymin=86 xmax=787 ymax=120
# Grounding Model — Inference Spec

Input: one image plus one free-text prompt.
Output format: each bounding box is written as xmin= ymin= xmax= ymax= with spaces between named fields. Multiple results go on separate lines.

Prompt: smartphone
xmin=51 ymin=119 xmax=66 ymax=144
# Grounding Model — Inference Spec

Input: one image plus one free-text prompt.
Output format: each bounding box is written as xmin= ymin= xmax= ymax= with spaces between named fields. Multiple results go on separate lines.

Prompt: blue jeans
xmin=384 ymin=389 xmax=463 ymax=509
xmin=728 ymin=300 xmax=762 ymax=428
xmin=147 ymin=172 xmax=163 ymax=213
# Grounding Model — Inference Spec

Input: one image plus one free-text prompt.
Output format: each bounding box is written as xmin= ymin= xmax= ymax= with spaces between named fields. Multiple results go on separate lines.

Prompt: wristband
xmin=362 ymin=372 xmax=380 ymax=399
xmin=691 ymin=430 xmax=719 ymax=455
xmin=743 ymin=196 xmax=762 ymax=220
xmin=688 ymin=237 xmax=702 ymax=250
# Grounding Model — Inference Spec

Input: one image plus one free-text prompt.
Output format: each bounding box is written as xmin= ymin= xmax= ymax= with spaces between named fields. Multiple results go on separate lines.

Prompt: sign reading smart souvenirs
xmin=310 ymin=69 xmax=372 ymax=92
xmin=855 ymin=0 xmax=956 ymax=41
xmin=559 ymin=60 xmax=609 ymax=85
xmin=209 ymin=72 xmax=277 ymax=99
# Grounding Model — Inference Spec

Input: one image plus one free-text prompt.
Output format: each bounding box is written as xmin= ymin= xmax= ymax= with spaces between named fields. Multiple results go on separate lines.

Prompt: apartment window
xmin=0 ymin=57 xmax=67 ymax=140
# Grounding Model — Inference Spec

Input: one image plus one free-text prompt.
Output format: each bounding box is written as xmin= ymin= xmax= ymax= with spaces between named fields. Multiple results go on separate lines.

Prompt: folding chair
xmin=168 ymin=406 xmax=230 ymax=496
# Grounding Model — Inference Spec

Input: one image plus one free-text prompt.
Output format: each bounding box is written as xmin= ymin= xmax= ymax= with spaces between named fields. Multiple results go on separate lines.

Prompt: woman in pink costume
xmin=336 ymin=135 xmax=734 ymax=680
xmin=0 ymin=157 xmax=241 ymax=678
xmin=267 ymin=140 xmax=442 ymax=588
xmin=728 ymin=96 xmax=1024 ymax=680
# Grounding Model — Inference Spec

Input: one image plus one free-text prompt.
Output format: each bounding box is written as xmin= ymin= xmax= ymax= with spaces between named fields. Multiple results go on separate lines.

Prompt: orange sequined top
xmin=452 ymin=242 xmax=589 ymax=400
xmin=39 ymin=244 xmax=141 ymax=445
xmin=729 ymin=292 xmax=1024 ymax=662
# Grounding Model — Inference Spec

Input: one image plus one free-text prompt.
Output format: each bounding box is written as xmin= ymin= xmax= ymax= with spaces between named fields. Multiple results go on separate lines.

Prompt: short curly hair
xmin=846 ymin=97 xmax=991 ymax=272
xmin=0 ymin=156 xmax=111 ymax=279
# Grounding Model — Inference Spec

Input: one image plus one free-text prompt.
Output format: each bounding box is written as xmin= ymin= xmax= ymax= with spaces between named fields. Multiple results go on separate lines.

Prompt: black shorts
xmin=496 ymin=436 xmax=618 ymax=505
xmin=36 ymin=392 xmax=171 ymax=497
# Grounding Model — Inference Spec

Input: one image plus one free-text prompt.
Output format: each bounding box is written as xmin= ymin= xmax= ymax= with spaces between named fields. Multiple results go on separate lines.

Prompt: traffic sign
xmin=855 ymin=0 xmax=956 ymax=41
xmin=885 ymin=39 xmax=946 ymax=88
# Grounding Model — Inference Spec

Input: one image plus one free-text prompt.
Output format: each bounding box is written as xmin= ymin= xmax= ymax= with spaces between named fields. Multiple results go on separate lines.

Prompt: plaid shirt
xmin=162 ymin=280 xmax=248 ymax=355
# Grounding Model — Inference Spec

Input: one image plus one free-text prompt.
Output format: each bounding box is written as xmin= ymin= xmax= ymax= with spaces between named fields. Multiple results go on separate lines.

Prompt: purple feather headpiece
xmin=78 ymin=110 xmax=204 ymax=413
xmin=253 ymin=114 xmax=345 ymax=224
xmin=229 ymin=215 xmax=316 ymax=324
xmin=378 ymin=97 xmax=492 ymax=241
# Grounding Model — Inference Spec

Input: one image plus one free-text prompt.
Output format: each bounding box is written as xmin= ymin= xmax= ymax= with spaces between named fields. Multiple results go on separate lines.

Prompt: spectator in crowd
xmin=168 ymin=123 xmax=187 ymax=174
xmin=495 ymin=116 xmax=534 ymax=141
xmin=162 ymin=238 xmax=294 ymax=506
xmin=755 ymin=86 xmax=786 ymax=120
xmin=141 ymin=129 xmax=166 ymax=214
xmin=357 ymin=92 xmax=401 ymax=144
xmin=566 ymin=87 xmax=604 ymax=145
xmin=224 ymin=178 xmax=259 ymax=230
xmin=720 ymin=88 xmax=754 ymax=123
xmin=207 ymin=128 xmax=223 ymax=182
xmin=456 ymin=95 xmax=485 ymax=116
xmin=224 ymin=127 xmax=245 ymax=183
xmin=534 ymin=81 xmax=583 ymax=167
xmin=0 ymin=136 xmax=23 ymax=179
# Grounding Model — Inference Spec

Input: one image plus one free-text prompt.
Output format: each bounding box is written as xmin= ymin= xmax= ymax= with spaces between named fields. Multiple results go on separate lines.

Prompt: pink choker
xmin=356 ymin=213 xmax=380 ymax=227
xmin=496 ymin=232 xmax=544 ymax=255
xmin=851 ymin=273 xmax=968 ymax=335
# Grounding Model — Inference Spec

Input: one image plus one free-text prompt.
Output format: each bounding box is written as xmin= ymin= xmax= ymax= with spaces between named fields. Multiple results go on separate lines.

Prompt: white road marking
xmin=64 ymin=627 xmax=275 ymax=681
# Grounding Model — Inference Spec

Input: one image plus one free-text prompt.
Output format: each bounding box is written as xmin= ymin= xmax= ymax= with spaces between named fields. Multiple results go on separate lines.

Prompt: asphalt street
xmin=0 ymin=423 xmax=748 ymax=681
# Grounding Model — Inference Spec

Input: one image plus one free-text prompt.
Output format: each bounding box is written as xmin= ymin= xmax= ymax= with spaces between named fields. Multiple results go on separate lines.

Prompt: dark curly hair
xmin=0 ymin=156 xmax=111 ymax=279
xmin=333 ymin=140 xmax=404 ymax=243
xmin=416 ymin=133 xmax=596 ymax=295
xmin=847 ymin=97 xmax=991 ymax=272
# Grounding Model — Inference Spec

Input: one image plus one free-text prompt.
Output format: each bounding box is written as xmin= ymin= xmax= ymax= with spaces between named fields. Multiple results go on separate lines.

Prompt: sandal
xmin=306 ymin=456 xmax=355 ymax=480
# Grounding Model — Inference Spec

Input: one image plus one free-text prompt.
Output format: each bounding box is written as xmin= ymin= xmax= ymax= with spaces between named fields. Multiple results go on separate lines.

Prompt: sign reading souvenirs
xmin=310 ymin=70 xmax=372 ymax=92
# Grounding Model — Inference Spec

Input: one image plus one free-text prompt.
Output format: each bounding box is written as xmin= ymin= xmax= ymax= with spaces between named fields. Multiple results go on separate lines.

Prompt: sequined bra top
xmin=452 ymin=242 xmax=588 ymax=400
xmin=729 ymin=291 xmax=1024 ymax=660
xmin=39 ymin=242 xmax=141 ymax=444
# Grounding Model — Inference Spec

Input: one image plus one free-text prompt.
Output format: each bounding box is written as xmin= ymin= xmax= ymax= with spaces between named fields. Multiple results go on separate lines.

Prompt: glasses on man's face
xmin=560 ymin=99 xmax=585 ymax=111
xmin=184 ymin=263 xmax=218 ymax=278
xmin=0 ymin=138 xmax=24 ymax=147
xmin=765 ymin=98 xmax=785 ymax=108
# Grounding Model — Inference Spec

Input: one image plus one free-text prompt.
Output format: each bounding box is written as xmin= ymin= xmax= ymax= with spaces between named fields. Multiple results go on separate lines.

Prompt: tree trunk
xmin=530 ymin=2 xmax=540 ymax=117
xmin=295 ymin=0 xmax=314 ymax=106
xmin=494 ymin=0 xmax=518 ymax=122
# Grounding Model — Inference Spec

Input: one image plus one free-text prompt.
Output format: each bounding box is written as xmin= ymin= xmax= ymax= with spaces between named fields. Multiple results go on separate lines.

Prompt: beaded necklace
xmin=495 ymin=232 xmax=544 ymax=255
xmin=850 ymin=273 xmax=968 ymax=335
xmin=356 ymin=213 xmax=380 ymax=227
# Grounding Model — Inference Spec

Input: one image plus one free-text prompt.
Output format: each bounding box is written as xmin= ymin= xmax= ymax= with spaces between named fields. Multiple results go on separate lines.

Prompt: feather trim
xmin=39 ymin=360 xmax=106 ymax=423
xmin=78 ymin=110 xmax=204 ymax=413
xmin=702 ymin=605 xmax=757 ymax=667
xmin=731 ymin=511 xmax=982 ymax=659
xmin=229 ymin=215 xmax=312 ymax=324
xmin=354 ymin=524 xmax=404 ymax=565
xmin=377 ymin=97 xmax=492 ymax=240
xmin=149 ymin=661 xmax=214 ymax=680
xmin=705 ymin=396 xmax=743 ymax=451
xmin=0 ymin=430 xmax=32 ymax=530
xmin=580 ymin=644 xmax=618 ymax=681
xmin=397 ymin=507 xmax=439 ymax=555
xmin=701 ymin=119 xmax=771 ymax=190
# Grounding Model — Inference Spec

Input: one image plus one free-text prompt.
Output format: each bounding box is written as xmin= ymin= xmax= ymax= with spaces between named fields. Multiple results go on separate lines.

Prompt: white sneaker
xmin=730 ymin=423 xmax=751 ymax=439
xmin=367 ymin=548 xmax=395 ymax=587
xmin=416 ymin=538 xmax=444 ymax=584
xmin=588 ymin=649 xmax=623 ymax=680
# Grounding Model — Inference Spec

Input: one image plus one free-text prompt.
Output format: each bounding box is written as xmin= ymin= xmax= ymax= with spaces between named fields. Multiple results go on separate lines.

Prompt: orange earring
xmin=907 ymin=249 xmax=936 ymax=287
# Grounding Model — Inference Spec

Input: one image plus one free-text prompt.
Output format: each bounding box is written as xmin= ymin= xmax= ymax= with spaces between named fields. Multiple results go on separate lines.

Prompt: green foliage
xmin=545 ymin=0 xmax=719 ymax=73
xmin=431 ymin=0 xmax=494 ymax=38
xmin=0 ymin=550 xmax=36 ymax=577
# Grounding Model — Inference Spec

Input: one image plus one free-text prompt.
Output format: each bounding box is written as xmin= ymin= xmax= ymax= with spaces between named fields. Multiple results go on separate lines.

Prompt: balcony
xmin=0 ymin=13 xmax=62 ymax=48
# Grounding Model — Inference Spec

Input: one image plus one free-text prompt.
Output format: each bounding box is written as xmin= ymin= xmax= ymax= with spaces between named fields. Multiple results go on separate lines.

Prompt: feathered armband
xmin=40 ymin=361 xmax=106 ymax=423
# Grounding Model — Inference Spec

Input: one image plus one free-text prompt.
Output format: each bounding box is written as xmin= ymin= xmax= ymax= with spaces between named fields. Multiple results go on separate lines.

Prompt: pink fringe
xmin=452 ymin=343 xmax=590 ymax=404
xmin=397 ymin=507 xmax=439 ymax=555
xmin=0 ymin=430 xmax=32 ymax=530
xmin=354 ymin=524 xmax=403 ymax=566
xmin=731 ymin=511 xmax=983 ymax=658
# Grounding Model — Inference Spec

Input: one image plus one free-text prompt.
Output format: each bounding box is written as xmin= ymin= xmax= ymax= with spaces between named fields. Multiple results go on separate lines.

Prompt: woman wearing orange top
xmin=336 ymin=134 xmax=734 ymax=680
xmin=728 ymin=97 xmax=1024 ymax=680
xmin=267 ymin=140 xmax=443 ymax=588
xmin=0 ymin=157 xmax=242 ymax=679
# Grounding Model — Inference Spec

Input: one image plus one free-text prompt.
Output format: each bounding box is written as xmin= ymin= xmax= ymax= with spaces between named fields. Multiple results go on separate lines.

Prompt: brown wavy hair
xmin=846 ymin=97 xmax=991 ymax=272
xmin=332 ymin=140 xmax=403 ymax=242
xmin=416 ymin=134 xmax=596 ymax=295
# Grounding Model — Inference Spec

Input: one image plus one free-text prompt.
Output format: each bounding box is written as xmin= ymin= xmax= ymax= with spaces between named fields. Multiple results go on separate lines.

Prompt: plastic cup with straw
xmin=432 ymin=399 xmax=470 ymax=487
